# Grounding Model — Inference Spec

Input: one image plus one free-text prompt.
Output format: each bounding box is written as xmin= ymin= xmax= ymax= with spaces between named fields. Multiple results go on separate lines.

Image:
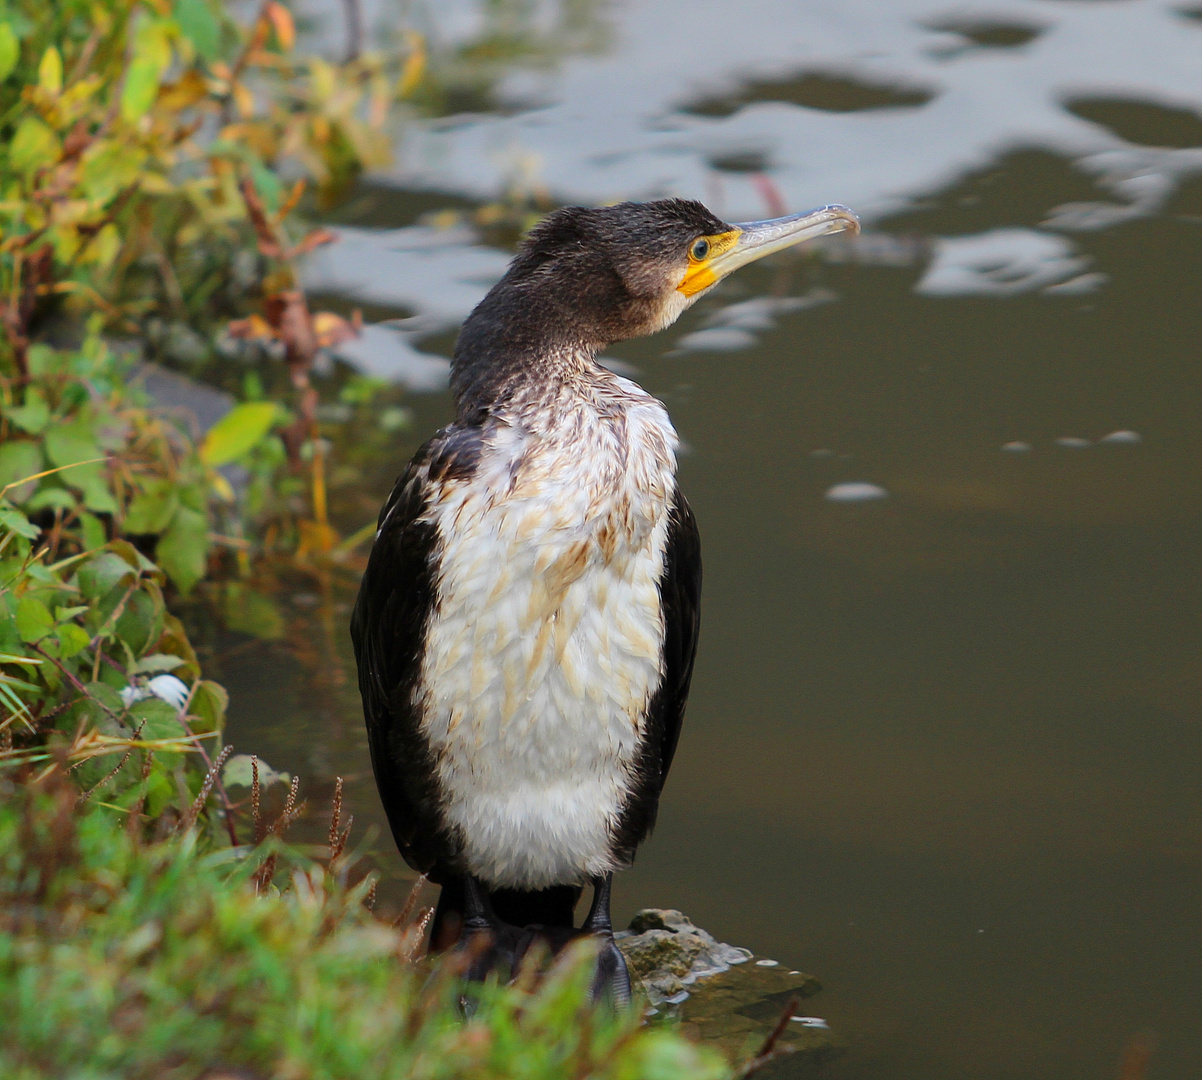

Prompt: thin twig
xmin=221 ymin=2 xmax=272 ymax=124
xmin=736 ymin=996 xmax=800 ymax=1079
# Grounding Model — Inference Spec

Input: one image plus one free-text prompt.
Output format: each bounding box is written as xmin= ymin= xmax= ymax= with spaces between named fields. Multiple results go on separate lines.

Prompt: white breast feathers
xmin=417 ymin=375 xmax=678 ymax=890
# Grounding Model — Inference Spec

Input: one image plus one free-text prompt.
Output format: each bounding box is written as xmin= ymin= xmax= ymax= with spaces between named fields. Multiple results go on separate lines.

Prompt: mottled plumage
xmin=354 ymin=368 xmax=697 ymax=892
xmin=350 ymin=196 xmax=856 ymax=994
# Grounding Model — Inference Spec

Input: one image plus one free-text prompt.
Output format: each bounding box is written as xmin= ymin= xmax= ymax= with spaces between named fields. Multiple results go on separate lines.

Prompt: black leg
xmin=583 ymin=874 xmax=632 ymax=1008
xmin=458 ymin=875 xmax=499 ymax=984
xmin=457 ymin=875 xmax=535 ymax=984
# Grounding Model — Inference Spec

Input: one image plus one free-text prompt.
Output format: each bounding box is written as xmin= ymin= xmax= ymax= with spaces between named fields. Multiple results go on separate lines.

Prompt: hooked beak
xmin=714 ymin=204 xmax=860 ymax=279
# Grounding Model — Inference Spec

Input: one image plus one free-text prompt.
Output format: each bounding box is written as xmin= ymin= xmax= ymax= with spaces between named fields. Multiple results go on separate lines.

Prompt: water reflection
xmin=220 ymin=2 xmax=1202 ymax=1079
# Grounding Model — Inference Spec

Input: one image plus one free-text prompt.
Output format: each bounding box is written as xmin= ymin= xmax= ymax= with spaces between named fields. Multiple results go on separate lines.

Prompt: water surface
xmin=219 ymin=3 xmax=1202 ymax=1076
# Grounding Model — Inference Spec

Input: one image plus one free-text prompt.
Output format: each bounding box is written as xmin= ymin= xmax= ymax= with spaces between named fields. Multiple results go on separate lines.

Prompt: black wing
xmin=349 ymin=424 xmax=485 ymax=880
xmin=654 ymin=491 xmax=702 ymax=785
xmin=611 ymin=488 xmax=702 ymax=860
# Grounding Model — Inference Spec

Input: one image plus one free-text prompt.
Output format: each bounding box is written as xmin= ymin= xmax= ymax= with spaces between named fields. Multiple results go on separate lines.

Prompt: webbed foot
xmin=458 ymin=875 xmax=526 ymax=984
xmin=582 ymin=873 xmax=632 ymax=1008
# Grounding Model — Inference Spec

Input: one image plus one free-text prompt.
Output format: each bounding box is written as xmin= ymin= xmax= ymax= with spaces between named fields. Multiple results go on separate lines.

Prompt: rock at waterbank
xmin=617 ymin=908 xmax=756 ymax=1002
xmin=617 ymin=909 xmax=843 ymax=1066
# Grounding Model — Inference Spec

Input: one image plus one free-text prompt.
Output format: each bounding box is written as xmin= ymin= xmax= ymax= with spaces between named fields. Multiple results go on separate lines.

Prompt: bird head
xmin=501 ymin=197 xmax=861 ymax=344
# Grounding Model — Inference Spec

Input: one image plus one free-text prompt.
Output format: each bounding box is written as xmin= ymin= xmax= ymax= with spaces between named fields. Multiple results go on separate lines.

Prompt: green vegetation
xmin=0 ymin=2 xmax=735 ymax=1076
xmin=0 ymin=775 xmax=727 ymax=1080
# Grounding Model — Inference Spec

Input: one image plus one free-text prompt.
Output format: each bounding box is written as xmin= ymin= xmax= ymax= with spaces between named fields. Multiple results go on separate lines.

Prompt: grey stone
xmin=643 ymin=970 xmax=684 ymax=1000
xmin=629 ymin=908 xmax=701 ymax=935
xmin=618 ymin=928 xmax=707 ymax=978
xmin=136 ymin=362 xmax=233 ymax=438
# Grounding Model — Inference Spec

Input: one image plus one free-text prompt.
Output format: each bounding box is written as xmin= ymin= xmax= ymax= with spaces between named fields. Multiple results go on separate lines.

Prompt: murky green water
xmin=213 ymin=2 xmax=1202 ymax=1077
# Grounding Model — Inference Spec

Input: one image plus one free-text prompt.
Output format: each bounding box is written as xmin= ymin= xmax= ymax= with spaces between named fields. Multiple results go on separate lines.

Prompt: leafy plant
xmin=0 ymin=522 xmax=230 ymax=823
xmin=0 ymin=0 xmax=420 ymax=374
xmin=0 ymin=325 xmax=277 ymax=593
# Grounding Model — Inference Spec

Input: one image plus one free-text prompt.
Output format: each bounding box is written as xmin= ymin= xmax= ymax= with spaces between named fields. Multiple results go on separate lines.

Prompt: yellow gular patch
xmin=677 ymin=228 xmax=741 ymax=297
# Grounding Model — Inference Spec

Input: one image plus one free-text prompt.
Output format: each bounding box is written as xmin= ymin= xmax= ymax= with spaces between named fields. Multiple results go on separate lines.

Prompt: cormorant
xmin=350 ymin=197 xmax=859 ymax=1002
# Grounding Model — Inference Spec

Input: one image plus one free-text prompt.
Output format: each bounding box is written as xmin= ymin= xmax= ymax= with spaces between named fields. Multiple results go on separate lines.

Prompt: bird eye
xmin=690 ymin=238 xmax=710 ymax=261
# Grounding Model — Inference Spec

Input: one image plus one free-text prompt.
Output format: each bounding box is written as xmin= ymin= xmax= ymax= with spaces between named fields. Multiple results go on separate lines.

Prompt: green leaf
xmin=55 ymin=622 xmax=91 ymax=659
xmin=79 ymin=139 xmax=147 ymax=204
xmin=222 ymin=753 xmax=289 ymax=789
xmin=199 ymin=402 xmax=279 ymax=466
xmin=121 ymin=57 xmax=162 ymax=122
xmin=43 ymin=419 xmax=102 ymax=470
xmin=43 ymin=420 xmax=114 ymax=513
xmin=0 ymin=24 xmax=19 ymax=82
xmin=26 ymin=345 xmax=62 ymax=377
xmin=248 ymin=156 xmax=282 ymax=212
xmin=25 ymin=486 xmax=75 ymax=513
xmin=3 ymin=388 xmax=50 ymax=434
xmin=78 ymin=552 xmax=136 ymax=602
xmin=124 ymin=482 xmax=179 ymax=534
xmin=15 ymin=595 xmax=54 ymax=643
xmin=155 ymin=506 xmax=208 ymax=593
xmin=175 ymin=0 xmax=220 ymax=62
xmin=129 ymin=697 xmax=183 ymax=739
xmin=0 ymin=505 xmax=40 ymax=540
xmin=77 ymin=510 xmax=107 ymax=550
xmin=0 ymin=440 xmax=43 ymax=501
xmin=132 ymin=653 xmax=186 ymax=674
xmin=9 ymin=116 xmax=60 ymax=174
xmin=115 ymin=588 xmax=163 ymax=656
xmin=85 ymin=680 xmax=126 ymax=714
xmin=73 ymin=465 xmax=117 ymax=514
xmin=188 ymin=679 xmax=227 ymax=734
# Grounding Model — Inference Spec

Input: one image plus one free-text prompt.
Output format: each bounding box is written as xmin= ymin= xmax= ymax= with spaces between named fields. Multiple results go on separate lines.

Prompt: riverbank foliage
xmin=0 ymin=2 xmax=731 ymax=1076
xmin=1 ymin=773 xmax=725 ymax=1080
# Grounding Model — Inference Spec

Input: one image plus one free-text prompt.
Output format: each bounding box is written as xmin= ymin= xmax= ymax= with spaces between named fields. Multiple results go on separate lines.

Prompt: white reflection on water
xmin=298 ymin=0 xmax=1202 ymax=375
xmin=382 ymin=0 xmax=1202 ymax=222
xmin=916 ymin=229 xmax=1092 ymax=296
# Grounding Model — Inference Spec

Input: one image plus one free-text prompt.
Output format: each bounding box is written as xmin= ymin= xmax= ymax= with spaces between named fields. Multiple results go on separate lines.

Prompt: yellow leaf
xmin=85 ymin=223 xmax=121 ymax=268
xmin=158 ymin=69 xmax=208 ymax=110
xmin=308 ymin=57 xmax=334 ymax=102
xmin=226 ymin=314 xmax=275 ymax=341
xmin=397 ymin=33 xmax=426 ymax=98
xmin=199 ymin=402 xmax=280 ymax=467
xmin=134 ymin=20 xmax=172 ymax=71
xmin=209 ymin=471 xmax=235 ymax=503
xmin=232 ymin=80 xmax=254 ymax=118
xmin=51 ymin=225 xmax=81 ymax=264
xmin=138 ymin=173 xmax=174 ymax=195
xmin=38 ymin=46 xmax=62 ymax=95
xmin=265 ymin=2 xmax=296 ymax=51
